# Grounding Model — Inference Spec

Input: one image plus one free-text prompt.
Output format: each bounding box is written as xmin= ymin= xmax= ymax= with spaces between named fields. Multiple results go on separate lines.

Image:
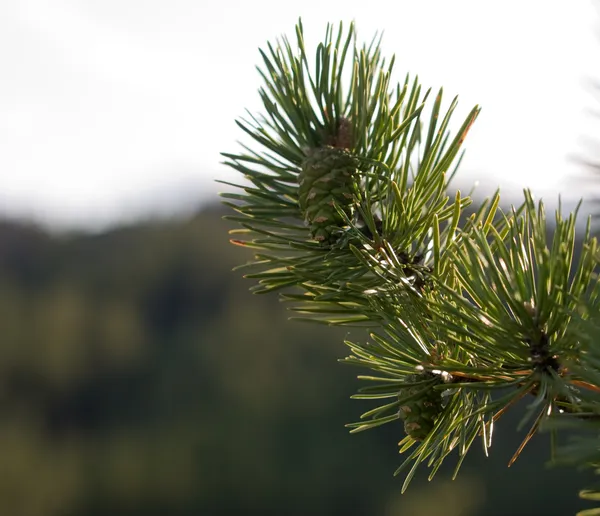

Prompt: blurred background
xmin=2 ymin=1 xmax=600 ymax=515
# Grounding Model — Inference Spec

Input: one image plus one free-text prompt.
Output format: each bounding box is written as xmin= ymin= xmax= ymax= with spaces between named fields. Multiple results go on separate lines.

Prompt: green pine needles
xmin=220 ymin=20 xmax=600 ymax=512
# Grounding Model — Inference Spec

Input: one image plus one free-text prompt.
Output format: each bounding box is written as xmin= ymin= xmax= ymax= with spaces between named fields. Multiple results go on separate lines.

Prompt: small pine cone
xmin=398 ymin=373 xmax=443 ymax=441
xmin=298 ymin=146 xmax=359 ymax=244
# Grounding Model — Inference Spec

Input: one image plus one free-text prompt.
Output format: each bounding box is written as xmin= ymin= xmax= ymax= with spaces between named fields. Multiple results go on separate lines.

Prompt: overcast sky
xmin=2 ymin=0 xmax=600 ymax=230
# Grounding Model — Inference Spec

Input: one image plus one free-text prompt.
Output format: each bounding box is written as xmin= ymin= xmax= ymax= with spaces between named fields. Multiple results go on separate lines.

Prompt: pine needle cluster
xmin=220 ymin=20 xmax=600 ymax=513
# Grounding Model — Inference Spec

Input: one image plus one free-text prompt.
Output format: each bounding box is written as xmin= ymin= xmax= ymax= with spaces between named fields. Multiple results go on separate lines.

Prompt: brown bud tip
xmin=335 ymin=117 xmax=353 ymax=150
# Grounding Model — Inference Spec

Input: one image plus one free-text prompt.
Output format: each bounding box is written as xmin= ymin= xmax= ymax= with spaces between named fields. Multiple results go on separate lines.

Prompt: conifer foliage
xmin=220 ymin=20 xmax=600 ymax=513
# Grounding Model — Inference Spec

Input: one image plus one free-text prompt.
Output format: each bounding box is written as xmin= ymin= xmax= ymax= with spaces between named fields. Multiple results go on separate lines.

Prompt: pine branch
xmin=220 ymin=19 xmax=600 ymax=512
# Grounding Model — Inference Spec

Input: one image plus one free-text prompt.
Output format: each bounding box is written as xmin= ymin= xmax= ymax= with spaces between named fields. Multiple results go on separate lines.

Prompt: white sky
xmin=1 ymin=0 xmax=600 ymax=230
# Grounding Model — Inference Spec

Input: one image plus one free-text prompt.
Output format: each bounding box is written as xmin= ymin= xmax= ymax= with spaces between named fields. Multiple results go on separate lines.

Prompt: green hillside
xmin=0 ymin=206 xmax=593 ymax=516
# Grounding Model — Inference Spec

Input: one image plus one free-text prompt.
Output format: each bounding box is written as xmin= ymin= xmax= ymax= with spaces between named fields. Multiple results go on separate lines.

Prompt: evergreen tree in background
xmin=222 ymin=20 xmax=600 ymax=514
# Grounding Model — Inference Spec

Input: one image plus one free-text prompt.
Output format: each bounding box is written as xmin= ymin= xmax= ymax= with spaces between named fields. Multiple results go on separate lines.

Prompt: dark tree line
xmin=0 ymin=205 xmax=592 ymax=516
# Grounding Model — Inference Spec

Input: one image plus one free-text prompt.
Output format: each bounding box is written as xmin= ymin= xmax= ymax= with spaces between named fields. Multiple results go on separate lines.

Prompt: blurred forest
xmin=0 ymin=202 xmax=596 ymax=516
